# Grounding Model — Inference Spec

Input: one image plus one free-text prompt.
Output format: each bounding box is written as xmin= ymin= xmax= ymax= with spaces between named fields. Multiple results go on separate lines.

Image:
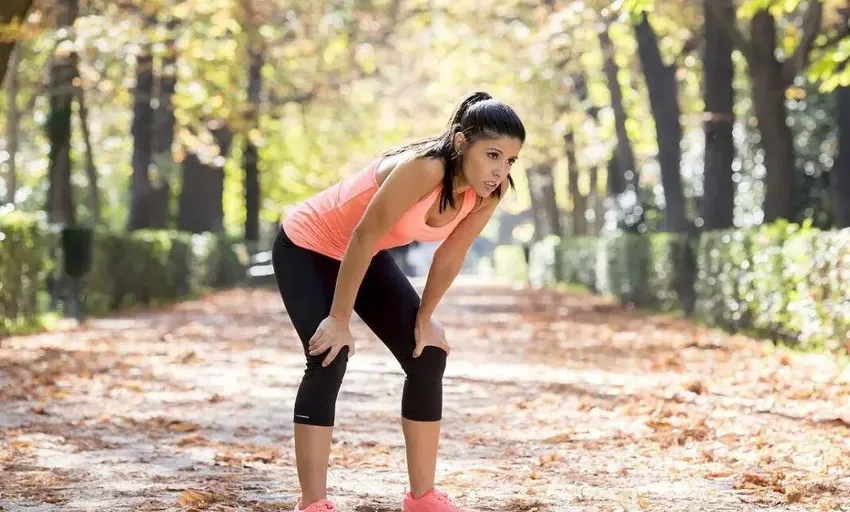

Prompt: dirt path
xmin=1 ymin=279 xmax=849 ymax=511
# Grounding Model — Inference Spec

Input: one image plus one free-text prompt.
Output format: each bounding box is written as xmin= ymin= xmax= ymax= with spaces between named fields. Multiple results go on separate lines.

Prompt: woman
xmin=273 ymin=91 xmax=525 ymax=512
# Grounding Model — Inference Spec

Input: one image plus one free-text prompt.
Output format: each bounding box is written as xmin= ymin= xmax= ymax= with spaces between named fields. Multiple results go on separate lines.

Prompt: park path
xmin=1 ymin=278 xmax=850 ymax=512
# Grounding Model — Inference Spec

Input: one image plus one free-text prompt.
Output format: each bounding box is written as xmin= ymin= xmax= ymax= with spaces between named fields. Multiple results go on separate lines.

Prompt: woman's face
xmin=455 ymin=133 xmax=522 ymax=198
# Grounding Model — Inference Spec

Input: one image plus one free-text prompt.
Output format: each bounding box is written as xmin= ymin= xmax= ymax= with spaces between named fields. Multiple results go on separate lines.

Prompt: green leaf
xmin=738 ymin=0 xmax=773 ymax=19
xmin=622 ymin=0 xmax=654 ymax=14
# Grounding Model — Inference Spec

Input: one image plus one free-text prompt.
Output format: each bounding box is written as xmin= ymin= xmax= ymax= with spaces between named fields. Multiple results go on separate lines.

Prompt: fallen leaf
xmin=684 ymin=380 xmax=705 ymax=394
xmin=168 ymin=421 xmax=200 ymax=433
xmin=785 ymin=485 xmax=803 ymax=503
xmin=176 ymin=489 xmax=218 ymax=508
xmin=543 ymin=433 xmax=572 ymax=443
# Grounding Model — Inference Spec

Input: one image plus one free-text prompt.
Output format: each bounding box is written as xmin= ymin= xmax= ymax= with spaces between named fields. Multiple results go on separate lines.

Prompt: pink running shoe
xmin=403 ymin=489 xmax=475 ymax=512
xmin=293 ymin=498 xmax=336 ymax=512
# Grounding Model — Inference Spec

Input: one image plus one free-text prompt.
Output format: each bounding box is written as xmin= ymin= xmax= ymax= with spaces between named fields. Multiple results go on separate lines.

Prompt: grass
xmin=0 ymin=312 xmax=63 ymax=339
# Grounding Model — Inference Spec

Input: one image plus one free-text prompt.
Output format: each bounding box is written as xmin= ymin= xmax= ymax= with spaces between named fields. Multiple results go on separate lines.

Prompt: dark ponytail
xmin=447 ymin=91 xmax=494 ymax=133
xmin=382 ymin=91 xmax=526 ymax=212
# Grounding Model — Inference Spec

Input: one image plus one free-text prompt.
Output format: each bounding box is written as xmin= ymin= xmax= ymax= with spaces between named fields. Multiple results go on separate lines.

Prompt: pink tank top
xmin=282 ymin=157 xmax=477 ymax=260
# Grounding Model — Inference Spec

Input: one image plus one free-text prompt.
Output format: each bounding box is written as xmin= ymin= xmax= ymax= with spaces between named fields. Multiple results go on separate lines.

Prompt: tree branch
xmin=704 ymin=0 xmax=754 ymax=61
xmin=782 ymin=0 xmax=825 ymax=86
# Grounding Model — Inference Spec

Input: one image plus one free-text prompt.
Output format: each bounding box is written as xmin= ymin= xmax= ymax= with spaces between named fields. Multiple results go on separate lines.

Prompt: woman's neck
xmin=451 ymin=165 xmax=471 ymax=194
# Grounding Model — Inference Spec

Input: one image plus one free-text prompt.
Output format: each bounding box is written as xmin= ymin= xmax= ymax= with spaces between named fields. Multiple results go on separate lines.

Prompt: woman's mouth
xmin=484 ymin=180 xmax=497 ymax=190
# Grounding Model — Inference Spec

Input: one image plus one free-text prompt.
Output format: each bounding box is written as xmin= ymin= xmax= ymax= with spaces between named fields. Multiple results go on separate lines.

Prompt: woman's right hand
xmin=308 ymin=315 xmax=355 ymax=367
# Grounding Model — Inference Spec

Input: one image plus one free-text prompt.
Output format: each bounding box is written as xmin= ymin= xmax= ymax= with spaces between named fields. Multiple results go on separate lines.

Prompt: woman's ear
xmin=453 ymin=132 xmax=467 ymax=155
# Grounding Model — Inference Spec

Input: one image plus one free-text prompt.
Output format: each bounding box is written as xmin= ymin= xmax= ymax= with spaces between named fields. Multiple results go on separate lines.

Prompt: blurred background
xmin=1 ymin=0 xmax=849 ymax=347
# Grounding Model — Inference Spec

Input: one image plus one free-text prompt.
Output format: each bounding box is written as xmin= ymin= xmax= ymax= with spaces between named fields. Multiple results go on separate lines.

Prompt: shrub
xmin=649 ymin=233 xmax=694 ymax=313
xmin=596 ymin=232 xmax=652 ymax=306
xmin=0 ymin=211 xmax=58 ymax=335
xmin=556 ymin=222 xmax=849 ymax=354
xmin=0 ymin=214 xmax=248 ymax=334
xmin=561 ymin=237 xmax=598 ymax=291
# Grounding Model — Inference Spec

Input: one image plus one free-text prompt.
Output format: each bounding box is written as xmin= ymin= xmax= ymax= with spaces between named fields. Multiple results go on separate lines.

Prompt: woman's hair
xmin=382 ymin=91 xmax=526 ymax=212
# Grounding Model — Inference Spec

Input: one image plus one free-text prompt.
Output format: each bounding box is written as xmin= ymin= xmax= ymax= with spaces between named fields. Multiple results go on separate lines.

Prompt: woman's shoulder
xmin=375 ymin=152 xmax=445 ymax=188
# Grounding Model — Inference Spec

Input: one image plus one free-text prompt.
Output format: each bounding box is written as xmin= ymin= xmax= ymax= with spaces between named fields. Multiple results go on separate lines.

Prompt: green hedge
xmin=595 ymin=232 xmax=652 ymax=306
xmin=809 ymin=229 xmax=850 ymax=351
xmin=0 ymin=211 xmax=59 ymax=334
xmin=649 ymin=233 xmax=695 ymax=313
xmin=694 ymin=228 xmax=755 ymax=330
xmin=694 ymin=221 xmax=847 ymax=348
xmin=560 ymin=232 xmax=691 ymax=310
xmin=0 ymin=212 xmax=248 ymax=335
xmin=561 ymin=236 xmax=598 ymax=291
xmin=552 ymin=221 xmax=850 ymax=353
xmin=83 ymin=229 xmax=248 ymax=316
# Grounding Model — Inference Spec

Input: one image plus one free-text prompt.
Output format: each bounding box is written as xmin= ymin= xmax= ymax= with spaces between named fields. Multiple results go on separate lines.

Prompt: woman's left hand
xmin=413 ymin=316 xmax=450 ymax=358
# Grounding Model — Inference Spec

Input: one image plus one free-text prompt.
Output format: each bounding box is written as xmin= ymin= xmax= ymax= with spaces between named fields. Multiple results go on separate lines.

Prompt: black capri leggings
xmin=272 ymin=225 xmax=448 ymax=427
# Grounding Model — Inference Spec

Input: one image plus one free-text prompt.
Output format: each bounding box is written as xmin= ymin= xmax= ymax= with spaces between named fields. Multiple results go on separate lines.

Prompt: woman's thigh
xmin=354 ymin=250 xmax=447 ymax=370
xmin=271 ymin=226 xmax=339 ymax=354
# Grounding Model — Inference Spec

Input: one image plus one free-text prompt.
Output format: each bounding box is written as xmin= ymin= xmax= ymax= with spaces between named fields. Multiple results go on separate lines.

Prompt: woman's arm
xmin=328 ymin=157 xmax=444 ymax=322
xmin=417 ymin=184 xmax=505 ymax=321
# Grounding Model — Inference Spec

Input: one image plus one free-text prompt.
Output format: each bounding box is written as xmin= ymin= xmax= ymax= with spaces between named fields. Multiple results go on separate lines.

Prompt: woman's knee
xmin=405 ymin=346 xmax=447 ymax=383
xmin=294 ymin=347 xmax=350 ymax=426
xmin=304 ymin=346 xmax=350 ymax=384
xmin=401 ymin=347 xmax=446 ymax=422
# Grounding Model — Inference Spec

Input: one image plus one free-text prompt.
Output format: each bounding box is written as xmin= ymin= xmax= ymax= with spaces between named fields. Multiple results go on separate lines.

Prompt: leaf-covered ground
xmin=1 ymin=278 xmax=849 ymax=511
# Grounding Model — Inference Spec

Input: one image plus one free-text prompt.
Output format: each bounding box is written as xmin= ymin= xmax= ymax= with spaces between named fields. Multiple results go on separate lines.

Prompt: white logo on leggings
xmin=295 ymin=414 xmax=311 ymax=419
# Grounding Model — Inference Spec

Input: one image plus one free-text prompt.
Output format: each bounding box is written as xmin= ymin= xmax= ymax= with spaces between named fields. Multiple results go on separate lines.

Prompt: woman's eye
xmin=488 ymin=152 xmax=499 ymax=159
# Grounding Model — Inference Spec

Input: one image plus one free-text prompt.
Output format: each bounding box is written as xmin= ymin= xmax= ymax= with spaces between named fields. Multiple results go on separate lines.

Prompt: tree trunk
xmin=46 ymin=0 xmax=78 ymax=226
xmin=634 ymin=12 xmax=687 ymax=233
xmin=599 ymin=22 xmax=638 ymax=193
xmin=590 ymin=163 xmax=603 ymax=235
xmin=3 ymin=43 xmax=21 ymax=204
xmin=0 ymin=0 xmax=32 ymax=84
xmin=127 ymin=28 xmax=155 ymax=231
xmin=150 ymin=17 xmax=179 ymax=229
xmin=564 ymin=130 xmax=587 ymax=236
xmin=749 ymin=11 xmax=796 ymax=223
xmin=836 ymin=85 xmax=850 ymax=228
xmin=244 ymin=45 xmax=263 ymax=243
xmin=538 ymin=162 xmax=562 ymax=238
xmin=178 ymin=123 xmax=232 ymax=233
xmin=527 ymin=165 xmax=547 ymax=239
xmin=177 ymin=153 xmax=212 ymax=233
xmin=244 ymin=140 xmax=260 ymax=239
xmin=605 ymin=155 xmax=626 ymax=220
xmin=569 ymin=69 xmax=602 ymax=235
xmin=701 ymin=0 xmax=735 ymax=231
xmin=528 ymin=162 xmax=564 ymax=280
xmin=76 ymin=85 xmax=100 ymax=223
